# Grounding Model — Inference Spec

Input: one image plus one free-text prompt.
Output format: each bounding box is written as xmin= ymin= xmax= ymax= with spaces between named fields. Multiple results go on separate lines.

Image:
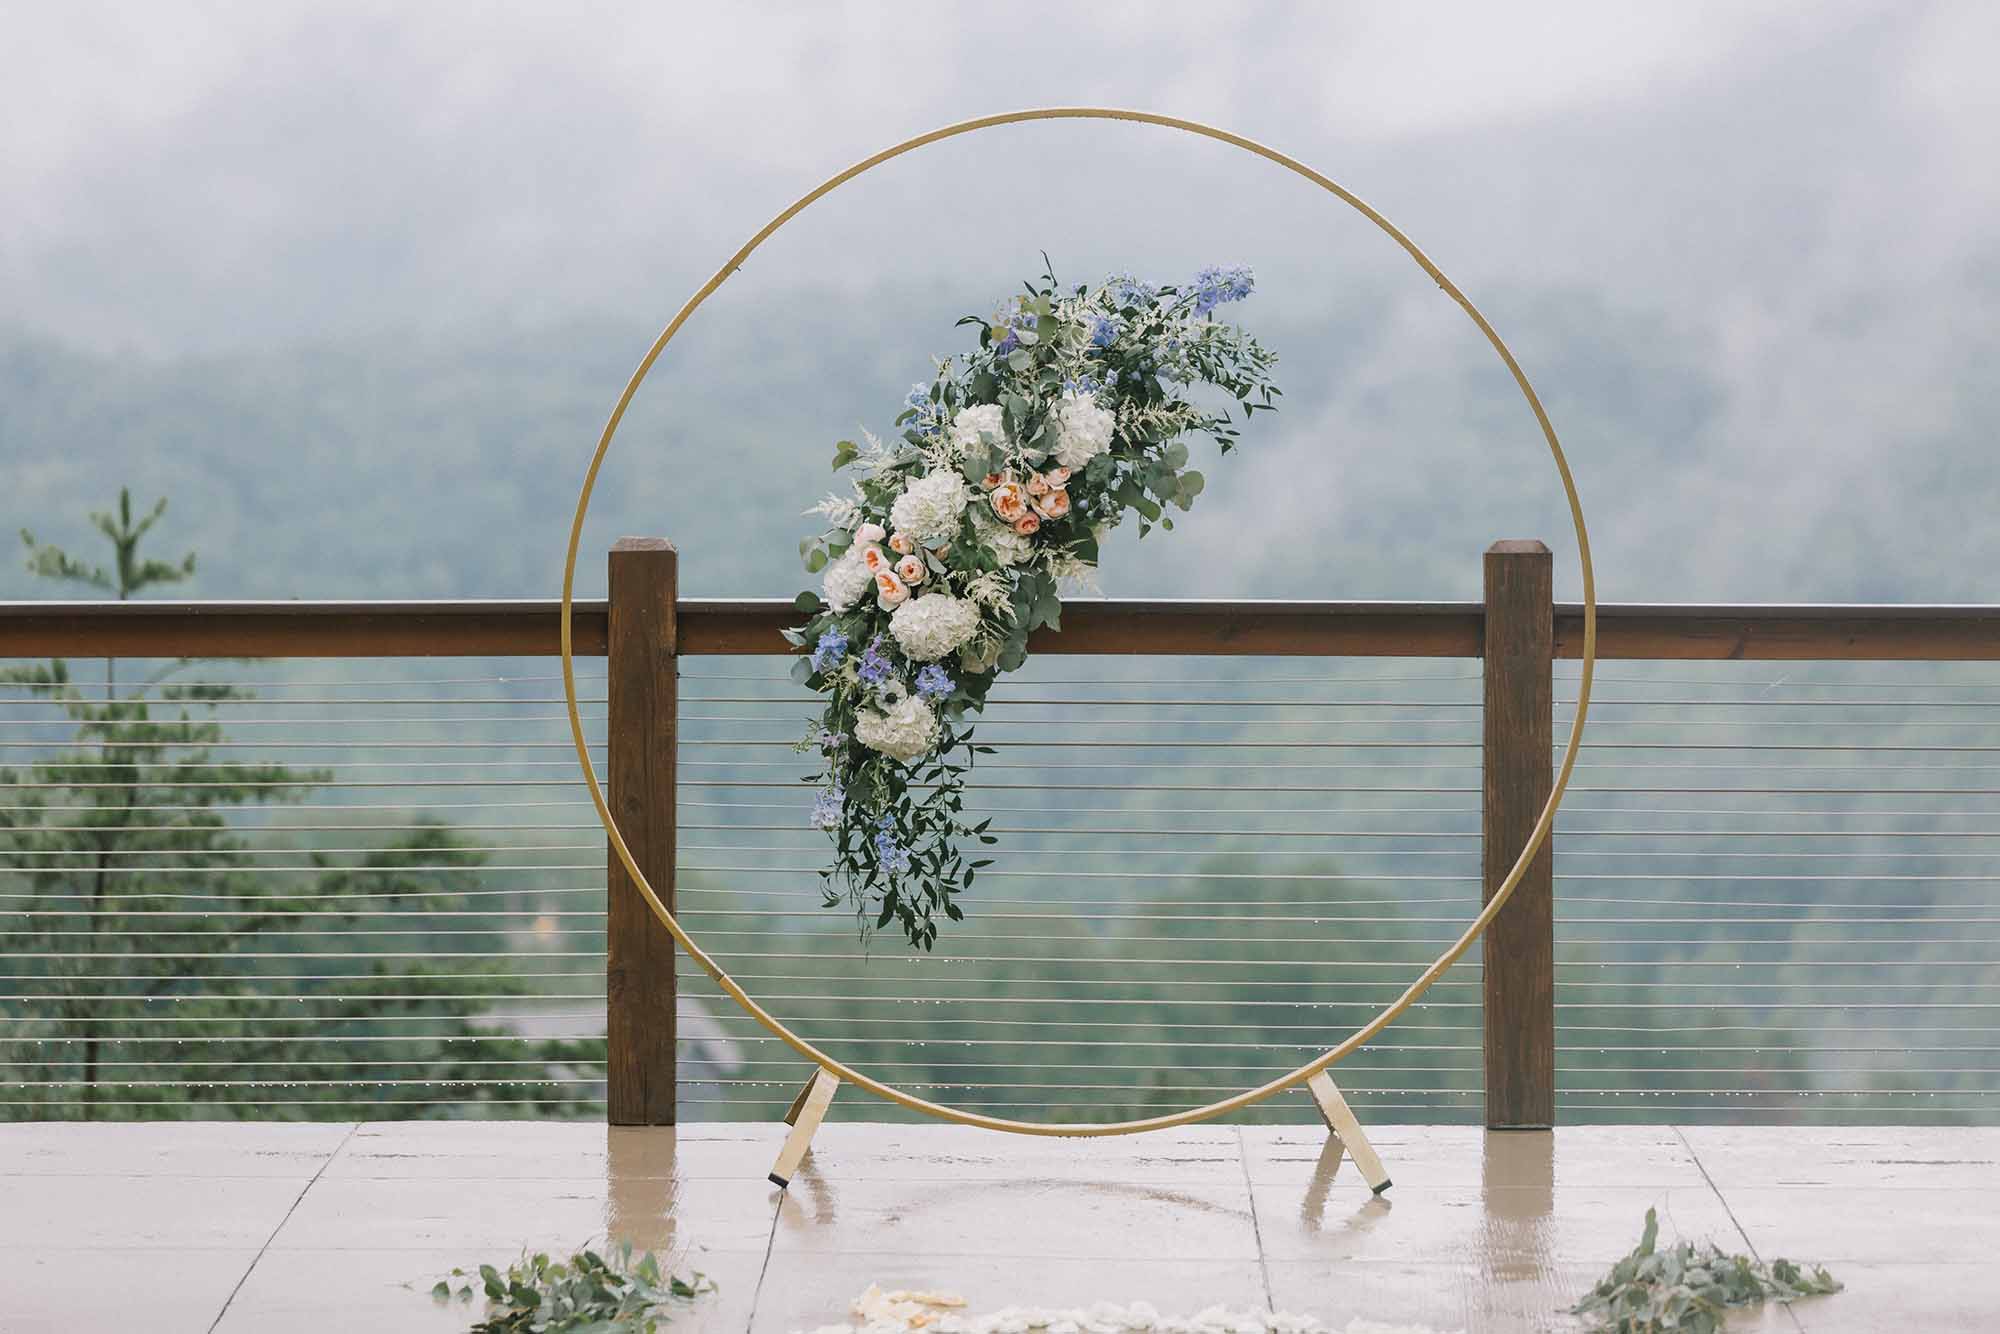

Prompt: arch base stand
xmin=1306 ymin=1070 xmax=1392 ymax=1194
xmin=765 ymin=1066 xmax=1389 ymax=1195
xmin=769 ymin=1068 xmax=840 ymax=1189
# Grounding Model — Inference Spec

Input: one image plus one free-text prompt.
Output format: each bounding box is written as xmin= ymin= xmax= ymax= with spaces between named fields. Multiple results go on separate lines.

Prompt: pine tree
xmin=2 ymin=490 xmax=600 ymax=1119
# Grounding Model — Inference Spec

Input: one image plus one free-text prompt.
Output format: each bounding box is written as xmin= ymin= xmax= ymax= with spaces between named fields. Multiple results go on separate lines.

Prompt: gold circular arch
xmin=560 ymin=107 xmax=1597 ymax=1136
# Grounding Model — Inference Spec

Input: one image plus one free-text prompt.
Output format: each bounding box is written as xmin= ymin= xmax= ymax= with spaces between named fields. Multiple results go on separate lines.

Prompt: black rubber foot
xmin=768 ymin=1173 xmax=789 ymax=1189
xmin=1372 ymin=1178 xmax=1393 ymax=1194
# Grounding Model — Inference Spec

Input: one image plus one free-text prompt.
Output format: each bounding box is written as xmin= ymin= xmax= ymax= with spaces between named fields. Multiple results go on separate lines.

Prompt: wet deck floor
xmin=2 ymin=1121 xmax=1992 ymax=1332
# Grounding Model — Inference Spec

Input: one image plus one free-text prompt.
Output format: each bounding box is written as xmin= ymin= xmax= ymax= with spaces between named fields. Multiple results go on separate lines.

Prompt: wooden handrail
xmin=8 ymin=597 xmax=2000 ymax=659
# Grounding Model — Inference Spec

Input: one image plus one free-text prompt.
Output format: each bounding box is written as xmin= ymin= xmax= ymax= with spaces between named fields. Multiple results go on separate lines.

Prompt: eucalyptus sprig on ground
xmin=1572 ymin=1207 xmax=1840 ymax=1333
xmin=432 ymin=1242 xmax=712 ymax=1333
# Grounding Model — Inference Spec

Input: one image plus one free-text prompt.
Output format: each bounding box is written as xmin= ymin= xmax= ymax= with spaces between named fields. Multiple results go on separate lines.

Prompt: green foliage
xmin=21 ymin=487 xmax=196 ymax=600
xmin=433 ymin=1243 xmax=711 ymax=1333
xmin=1 ymin=490 xmax=599 ymax=1120
xmin=1572 ymin=1208 xmax=1841 ymax=1333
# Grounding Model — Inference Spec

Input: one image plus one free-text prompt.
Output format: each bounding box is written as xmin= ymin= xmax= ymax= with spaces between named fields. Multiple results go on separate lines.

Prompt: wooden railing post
xmin=607 ymin=537 xmax=678 ymax=1125
xmin=1483 ymin=539 xmax=1555 ymax=1129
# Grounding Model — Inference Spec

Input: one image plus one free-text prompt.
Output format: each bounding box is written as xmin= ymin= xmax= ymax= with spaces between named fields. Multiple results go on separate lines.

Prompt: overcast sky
xmin=3 ymin=2 xmax=1996 ymax=602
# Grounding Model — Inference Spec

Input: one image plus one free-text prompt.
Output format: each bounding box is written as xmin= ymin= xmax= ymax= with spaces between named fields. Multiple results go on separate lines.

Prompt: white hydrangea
xmin=888 ymin=471 xmax=970 ymax=545
xmin=889 ymin=593 xmax=982 ymax=662
xmin=948 ymin=403 xmax=1008 ymax=456
xmin=1051 ymin=391 xmax=1116 ymax=469
xmin=853 ymin=691 xmax=938 ymax=763
xmin=971 ymin=507 xmax=1034 ymax=567
xmin=820 ymin=549 xmax=872 ymax=613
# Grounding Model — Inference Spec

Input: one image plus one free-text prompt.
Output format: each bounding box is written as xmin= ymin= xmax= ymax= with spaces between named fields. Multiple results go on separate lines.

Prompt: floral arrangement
xmin=786 ymin=261 xmax=1281 ymax=949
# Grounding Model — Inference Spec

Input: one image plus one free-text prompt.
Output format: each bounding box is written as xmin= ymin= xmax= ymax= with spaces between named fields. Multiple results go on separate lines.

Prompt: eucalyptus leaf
xmin=1572 ymin=1208 xmax=1840 ymax=1334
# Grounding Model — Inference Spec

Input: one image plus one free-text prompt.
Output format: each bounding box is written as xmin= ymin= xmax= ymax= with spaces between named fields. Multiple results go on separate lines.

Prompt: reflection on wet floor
xmin=2 ymin=1121 xmax=1990 ymax=1332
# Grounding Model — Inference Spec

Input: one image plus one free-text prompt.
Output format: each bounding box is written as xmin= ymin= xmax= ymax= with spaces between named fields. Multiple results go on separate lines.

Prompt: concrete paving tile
xmin=1781 ymin=1261 xmax=1984 ymax=1333
xmin=1719 ymin=1187 xmax=1992 ymax=1265
xmin=331 ymin=1121 xmax=774 ymax=1181
xmin=0 ymin=1119 xmax=354 ymax=1178
xmin=213 ymin=1244 xmax=765 ymax=1334
xmin=1250 ymin=1182 xmax=1745 ymax=1266
xmin=753 ymin=1253 xmax=1271 ymax=1334
xmin=766 ymin=1174 xmax=1260 ymax=1262
xmin=1679 ymin=1125 xmax=2000 ymax=1189
xmin=0 ymin=1246 xmax=258 ymax=1334
xmin=267 ymin=1173 xmax=779 ymax=1254
xmin=1242 ymin=1125 xmax=1707 ymax=1190
xmin=766 ymin=1122 xmax=1250 ymax=1185
xmin=0 ymin=1173 xmax=308 ymax=1248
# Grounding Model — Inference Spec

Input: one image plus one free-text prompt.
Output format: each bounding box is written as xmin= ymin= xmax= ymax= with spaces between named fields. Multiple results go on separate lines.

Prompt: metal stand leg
xmin=769 ymin=1068 xmax=838 ymax=1189
xmin=1306 ymin=1070 xmax=1391 ymax=1194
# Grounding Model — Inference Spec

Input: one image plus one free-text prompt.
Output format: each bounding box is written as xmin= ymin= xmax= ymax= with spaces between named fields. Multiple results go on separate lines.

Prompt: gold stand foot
xmin=1306 ymin=1070 xmax=1391 ymax=1193
xmin=769 ymin=1068 xmax=839 ymax=1189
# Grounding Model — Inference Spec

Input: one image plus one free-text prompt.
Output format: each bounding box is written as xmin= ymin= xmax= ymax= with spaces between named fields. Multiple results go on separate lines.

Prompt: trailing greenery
xmin=433 ymin=1244 xmax=711 ymax=1333
xmin=1573 ymin=1207 xmax=1841 ymax=1333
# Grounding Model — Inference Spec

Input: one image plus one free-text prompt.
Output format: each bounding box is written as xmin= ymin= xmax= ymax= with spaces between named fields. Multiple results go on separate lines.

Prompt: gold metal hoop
xmin=561 ymin=107 xmax=1597 ymax=1136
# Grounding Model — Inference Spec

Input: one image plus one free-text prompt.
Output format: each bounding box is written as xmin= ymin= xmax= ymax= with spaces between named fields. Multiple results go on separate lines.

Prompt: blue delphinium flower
xmin=1089 ymin=314 xmax=1119 ymax=348
xmin=857 ymin=636 xmax=895 ymax=685
xmin=873 ymin=816 xmax=913 ymax=874
xmin=1106 ymin=272 xmax=1158 ymax=308
xmin=904 ymin=383 xmax=947 ymax=440
xmin=810 ymin=629 xmax=849 ymax=673
xmin=1191 ymin=264 xmax=1254 ymax=315
xmin=915 ymin=664 xmax=954 ymax=699
xmin=993 ymin=303 xmax=1038 ymax=356
xmin=810 ymin=785 xmax=844 ymax=830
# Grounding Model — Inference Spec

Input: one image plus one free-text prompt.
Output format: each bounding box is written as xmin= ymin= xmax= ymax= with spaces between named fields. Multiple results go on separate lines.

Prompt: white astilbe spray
xmin=965 ymin=570 xmax=1014 ymax=616
xmin=1118 ymin=398 xmax=1204 ymax=442
xmin=807 ymin=490 xmax=864 ymax=530
xmin=1048 ymin=553 xmax=1102 ymax=595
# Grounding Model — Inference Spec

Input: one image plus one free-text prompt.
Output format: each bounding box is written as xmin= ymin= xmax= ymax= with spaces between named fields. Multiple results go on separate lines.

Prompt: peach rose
xmin=874 ymin=568 xmax=909 ymax=608
xmin=979 ymin=472 xmax=1004 ymax=491
xmin=1044 ymin=465 xmax=1072 ymax=488
xmin=1026 ymin=472 xmax=1050 ymax=497
xmin=1012 ymin=512 xmax=1041 ymax=536
xmin=894 ymin=554 xmax=927 ymax=586
xmin=854 ymin=521 xmax=887 ymax=545
xmin=859 ymin=544 xmax=890 ymax=574
xmin=888 ymin=531 xmax=916 ymax=556
xmin=990 ymin=482 xmax=1029 ymax=523
xmin=1033 ymin=488 xmax=1071 ymax=521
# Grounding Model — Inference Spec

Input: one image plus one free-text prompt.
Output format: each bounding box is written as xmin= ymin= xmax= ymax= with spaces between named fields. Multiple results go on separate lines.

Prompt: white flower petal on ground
xmin=790 ymin=1286 xmax=1456 ymax=1334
